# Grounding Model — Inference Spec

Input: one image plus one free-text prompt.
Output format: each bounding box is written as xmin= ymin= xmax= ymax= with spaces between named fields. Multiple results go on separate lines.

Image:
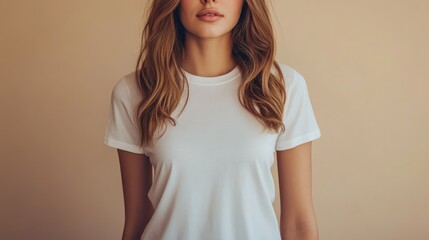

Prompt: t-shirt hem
xmin=104 ymin=137 xmax=145 ymax=154
xmin=275 ymin=129 xmax=321 ymax=151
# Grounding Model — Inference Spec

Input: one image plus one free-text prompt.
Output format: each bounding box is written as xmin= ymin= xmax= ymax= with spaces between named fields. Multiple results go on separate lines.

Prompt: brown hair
xmin=135 ymin=0 xmax=285 ymax=147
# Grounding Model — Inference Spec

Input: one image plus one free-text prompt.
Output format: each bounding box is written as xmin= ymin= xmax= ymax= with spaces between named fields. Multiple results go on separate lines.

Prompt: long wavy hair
xmin=135 ymin=0 xmax=286 ymax=148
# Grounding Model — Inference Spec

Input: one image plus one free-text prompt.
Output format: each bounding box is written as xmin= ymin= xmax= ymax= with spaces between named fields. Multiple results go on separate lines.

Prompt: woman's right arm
xmin=117 ymin=149 xmax=154 ymax=240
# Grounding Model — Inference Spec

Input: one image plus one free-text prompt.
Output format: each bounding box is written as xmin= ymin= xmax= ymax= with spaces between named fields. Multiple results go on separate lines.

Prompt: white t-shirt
xmin=104 ymin=63 xmax=321 ymax=240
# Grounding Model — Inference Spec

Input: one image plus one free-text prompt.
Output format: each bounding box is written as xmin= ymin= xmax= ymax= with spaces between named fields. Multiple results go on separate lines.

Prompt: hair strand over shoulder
xmin=134 ymin=0 xmax=286 ymax=148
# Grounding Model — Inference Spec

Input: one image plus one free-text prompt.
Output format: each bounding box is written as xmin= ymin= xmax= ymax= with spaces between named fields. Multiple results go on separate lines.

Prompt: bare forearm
xmin=122 ymin=199 xmax=154 ymax=240
xmin=122 ymin=230 xmax=143 ymax=240
xmin=280 ymin=217 xmax=319 ymax=240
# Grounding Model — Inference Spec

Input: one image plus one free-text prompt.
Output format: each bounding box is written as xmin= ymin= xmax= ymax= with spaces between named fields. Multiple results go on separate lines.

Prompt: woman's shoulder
xmin=273 ymin=62 xmax=304 ymax=90
xmin=117 ymin=71 xmax=139 ymax=90
xmin=111 ymin=71 xmax=142 ymax=104
xmin=275 ymin=62 xmax=294 ymax=78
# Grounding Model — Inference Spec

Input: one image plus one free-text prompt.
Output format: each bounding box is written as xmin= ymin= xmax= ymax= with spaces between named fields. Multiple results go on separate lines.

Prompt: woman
xmin=104 ymin=0 xmax=321 ymax=239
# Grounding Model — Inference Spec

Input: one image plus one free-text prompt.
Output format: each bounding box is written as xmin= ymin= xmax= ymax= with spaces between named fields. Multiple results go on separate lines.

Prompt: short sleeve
xmin=103 ymin=77 xmax=145 ymax=154
xmin=275 ymin=69 xmax=321 ymax=151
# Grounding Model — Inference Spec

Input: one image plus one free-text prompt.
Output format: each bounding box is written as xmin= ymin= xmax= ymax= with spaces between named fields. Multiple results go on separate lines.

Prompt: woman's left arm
xmin=276 ymin=141 xmax=319 ymax=240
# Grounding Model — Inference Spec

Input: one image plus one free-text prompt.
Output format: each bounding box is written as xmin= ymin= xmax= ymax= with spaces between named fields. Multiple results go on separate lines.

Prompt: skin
xmin=277 ymin=142 xmax=319 ymax=240
xmin=118 ymin=0 xmax=318 ymax=239
xmin=178 ymin=0 xmax=244 ymax=77
xmin=118 ymin=150 xmax=153 ymax=240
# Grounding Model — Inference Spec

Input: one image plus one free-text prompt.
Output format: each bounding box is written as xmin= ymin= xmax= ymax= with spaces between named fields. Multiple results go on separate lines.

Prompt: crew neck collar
xmin=181 ymin=66 xmax=241 ymax=86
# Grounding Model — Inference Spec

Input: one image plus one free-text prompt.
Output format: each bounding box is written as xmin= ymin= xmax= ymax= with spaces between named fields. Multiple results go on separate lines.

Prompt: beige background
xmin=1 ymin=0 xmax=428 ymax=239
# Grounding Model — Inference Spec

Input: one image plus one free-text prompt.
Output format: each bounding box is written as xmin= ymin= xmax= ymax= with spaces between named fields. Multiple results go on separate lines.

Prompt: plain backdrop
xmin=1 ymin=0 xmax=428 ymax=239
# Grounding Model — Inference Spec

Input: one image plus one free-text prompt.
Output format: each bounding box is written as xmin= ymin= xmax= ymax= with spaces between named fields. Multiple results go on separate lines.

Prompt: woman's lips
xmin=196 ymin=8 xmax=224 ymax=22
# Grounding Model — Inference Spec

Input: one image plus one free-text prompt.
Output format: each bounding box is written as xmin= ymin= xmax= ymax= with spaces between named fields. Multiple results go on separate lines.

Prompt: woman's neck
xmin=181 ymin=32 xmax=236 ymax=77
